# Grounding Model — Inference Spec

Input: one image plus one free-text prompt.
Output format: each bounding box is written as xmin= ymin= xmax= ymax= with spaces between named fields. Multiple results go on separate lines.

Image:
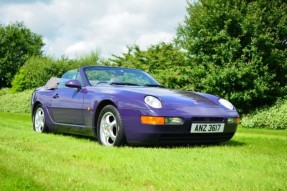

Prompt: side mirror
xmin=65 ymin=79 xmax=81 ymax=90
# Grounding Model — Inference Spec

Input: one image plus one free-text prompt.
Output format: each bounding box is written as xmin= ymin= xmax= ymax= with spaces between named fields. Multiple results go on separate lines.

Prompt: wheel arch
xmin=93 ymin=99 xmax=117 ymax=136
xmin=32 ymin=101 xmax=42 ymax=119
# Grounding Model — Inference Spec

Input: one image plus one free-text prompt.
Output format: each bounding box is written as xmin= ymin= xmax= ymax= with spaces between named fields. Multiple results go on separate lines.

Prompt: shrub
xmin=241 ymin=98 xmax=287 ymax=129
xmin=0 ymin=89 xmax=33 ymax=114
xmin=11 ymin=51 xmax=102 ymax=92
xmin=11 ymin=56 xmax=53 ymax=92
xmin=0 ymin=88 xmax=10 ymax=96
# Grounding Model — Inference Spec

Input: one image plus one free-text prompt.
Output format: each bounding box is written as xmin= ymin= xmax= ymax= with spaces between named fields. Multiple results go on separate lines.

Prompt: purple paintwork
xmin=31 ymin=66 xmax=239 ymax=145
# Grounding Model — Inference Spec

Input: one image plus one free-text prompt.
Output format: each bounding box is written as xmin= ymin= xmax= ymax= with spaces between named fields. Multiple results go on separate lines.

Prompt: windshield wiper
xmin=144 ymin=84 xmax=166 ymax=88
xmin=110 ymin=82 xmax=140 ymax=86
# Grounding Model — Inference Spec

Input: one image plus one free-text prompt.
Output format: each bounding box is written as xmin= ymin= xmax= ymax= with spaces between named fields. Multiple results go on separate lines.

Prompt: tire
xmin=33 ymin=104 xmax=49 ymax=133
xmin=97 ymin=105 xmax=126 ymax=146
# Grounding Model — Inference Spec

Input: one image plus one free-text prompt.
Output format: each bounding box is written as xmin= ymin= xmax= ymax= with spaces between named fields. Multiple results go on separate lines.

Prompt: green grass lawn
xmin=0 ymin=112 xmax=286 ymax=191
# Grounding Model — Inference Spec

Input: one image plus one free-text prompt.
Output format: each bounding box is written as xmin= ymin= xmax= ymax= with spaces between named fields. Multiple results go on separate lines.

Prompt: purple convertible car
xmin=31 ymin=66 xmax=239 ymax=146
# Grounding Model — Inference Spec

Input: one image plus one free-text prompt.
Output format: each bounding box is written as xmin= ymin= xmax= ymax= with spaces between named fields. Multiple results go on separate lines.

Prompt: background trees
xmin=176 ymin=0 xmax=287 ymax=113
xmin=110 ymin=42 xmax=193 ymax=90
xmin=0 ymin=22 xmax=44 ymax=88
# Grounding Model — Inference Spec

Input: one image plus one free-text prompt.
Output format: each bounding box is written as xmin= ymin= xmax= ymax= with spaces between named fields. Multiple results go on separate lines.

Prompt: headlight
xmin=144 ymin=96 xmax=162 ymax=108
xmin=219 ymin=98 xmax=234 ymax=110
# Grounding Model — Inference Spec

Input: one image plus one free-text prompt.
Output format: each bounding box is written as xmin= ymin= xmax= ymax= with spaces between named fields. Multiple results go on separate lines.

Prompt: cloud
xmin=0 ymin=0 xmax=187 ymax=58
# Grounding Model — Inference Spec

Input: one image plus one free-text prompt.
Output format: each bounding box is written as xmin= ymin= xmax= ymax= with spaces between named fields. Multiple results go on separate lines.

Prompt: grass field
xmin=0 ymin=112 xmax=287 ymax=191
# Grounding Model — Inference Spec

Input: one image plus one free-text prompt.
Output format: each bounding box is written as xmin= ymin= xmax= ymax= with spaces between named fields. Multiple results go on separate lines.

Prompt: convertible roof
xmin=44 ymin=77 xmax=60 ymax=89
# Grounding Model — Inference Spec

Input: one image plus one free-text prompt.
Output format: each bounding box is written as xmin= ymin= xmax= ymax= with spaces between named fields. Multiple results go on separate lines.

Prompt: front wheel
xmin=97 ymin=105 xmax=126 ymax=146
xmin=33 ymin=105 xmax=49 ymax=133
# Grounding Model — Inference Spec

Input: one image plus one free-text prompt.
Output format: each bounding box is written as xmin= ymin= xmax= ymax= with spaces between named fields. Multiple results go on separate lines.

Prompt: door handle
xmin=53 ymin=94 xmax=59 ymax=99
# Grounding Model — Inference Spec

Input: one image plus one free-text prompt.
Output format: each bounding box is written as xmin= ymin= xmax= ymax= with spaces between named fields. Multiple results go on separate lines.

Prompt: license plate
xmin=190 ymin=123 xmax=225 ymax=133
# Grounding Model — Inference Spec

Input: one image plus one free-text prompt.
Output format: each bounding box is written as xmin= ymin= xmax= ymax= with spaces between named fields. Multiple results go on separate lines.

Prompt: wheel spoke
xmin=110 ymin=120 xmax=116 ymax=128
xmin=105 ymin=136 xmax=111 ymax=145
xmin=109 ymin=131 xmax=117 ymax=141
xmin=105 ymin=115 xmax=113 ymax=127
xmin=40 ymin=121 xmax=44 ymax=129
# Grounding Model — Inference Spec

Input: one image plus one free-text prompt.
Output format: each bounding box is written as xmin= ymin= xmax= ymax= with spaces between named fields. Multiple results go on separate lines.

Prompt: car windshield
xmin=83 ymin=67 xmax=161 ymax=86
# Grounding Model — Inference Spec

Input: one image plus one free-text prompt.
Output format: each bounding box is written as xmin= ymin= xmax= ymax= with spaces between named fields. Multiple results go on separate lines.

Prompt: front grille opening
xmin=191 ymin=117 xmax=224 ymax=123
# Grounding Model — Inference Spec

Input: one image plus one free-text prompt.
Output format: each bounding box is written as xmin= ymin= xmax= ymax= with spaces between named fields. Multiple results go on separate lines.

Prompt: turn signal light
xmin=236 ymin=117 xmax=240 ymax=124
xmin=141 ymin=116 xmax=165 ymax=125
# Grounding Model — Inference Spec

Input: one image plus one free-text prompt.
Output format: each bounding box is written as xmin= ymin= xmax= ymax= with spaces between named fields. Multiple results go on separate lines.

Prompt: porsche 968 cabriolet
xmin=31 ymin=66 xmax=239 ymax=146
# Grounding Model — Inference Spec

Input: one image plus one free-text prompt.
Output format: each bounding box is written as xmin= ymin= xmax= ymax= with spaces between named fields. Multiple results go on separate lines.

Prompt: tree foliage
xmin=176 ymin=0 xmax=287 ymax=113
xmin=110 ymin=42 xmax=192 ymax=90
xmin=0 ymin=22 xmax=44 ymax=88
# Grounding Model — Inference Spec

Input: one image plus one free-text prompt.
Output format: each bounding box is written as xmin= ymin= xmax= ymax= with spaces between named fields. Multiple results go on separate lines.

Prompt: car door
xmin=50 ymin=69 xmax=85 ymax=125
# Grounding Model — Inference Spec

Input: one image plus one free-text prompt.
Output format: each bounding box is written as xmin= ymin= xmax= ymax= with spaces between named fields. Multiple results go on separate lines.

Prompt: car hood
xmin=129 ymin=87 xmax=218 ymax=106
xmin=93 ymin=86 xmax=220 ymax=108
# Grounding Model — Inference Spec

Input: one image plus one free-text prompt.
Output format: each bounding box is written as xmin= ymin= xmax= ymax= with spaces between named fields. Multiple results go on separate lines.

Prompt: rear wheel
xmin=97 ymin=105 xmax=125 ymax=146
xmin=33 ymin=105 xmax=49 ymax=133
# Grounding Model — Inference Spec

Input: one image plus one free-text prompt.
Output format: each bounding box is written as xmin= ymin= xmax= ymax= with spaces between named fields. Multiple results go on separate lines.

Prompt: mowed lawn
xmin=0 ymin=112 xmax=286 ymax=191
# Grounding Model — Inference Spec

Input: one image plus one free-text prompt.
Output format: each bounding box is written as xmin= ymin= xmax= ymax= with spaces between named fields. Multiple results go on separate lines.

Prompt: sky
xmin=0 ymin=0 xmax=187 ymax=58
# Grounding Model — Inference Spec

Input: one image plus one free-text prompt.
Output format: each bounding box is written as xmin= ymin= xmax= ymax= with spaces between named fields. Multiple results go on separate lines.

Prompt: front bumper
xmin=119 ymin=108 xmax=239 ymax=145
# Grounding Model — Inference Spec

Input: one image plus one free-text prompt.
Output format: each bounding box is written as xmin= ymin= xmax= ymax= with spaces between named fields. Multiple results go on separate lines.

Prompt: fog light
xmin=228 ymin=117 xmax=240 ymax=124
xmin=165 ymin=117 xmax=183 ymax=125
xmin=141 ymin=116 xmax=183 ymax=125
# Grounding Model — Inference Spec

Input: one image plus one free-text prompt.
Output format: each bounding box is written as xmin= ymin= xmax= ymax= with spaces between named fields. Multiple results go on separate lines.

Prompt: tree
xmin=110 ymin=42 xmax=193 ymax=90
xmin=0 ymin=22 xmax=44 ymax=88
xmin=176 ymin=0 xmax=287 ymax=113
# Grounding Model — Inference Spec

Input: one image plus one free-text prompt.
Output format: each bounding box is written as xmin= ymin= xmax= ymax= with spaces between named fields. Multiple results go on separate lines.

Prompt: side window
xmin=58 ymin=69 xmax=78 ymax=89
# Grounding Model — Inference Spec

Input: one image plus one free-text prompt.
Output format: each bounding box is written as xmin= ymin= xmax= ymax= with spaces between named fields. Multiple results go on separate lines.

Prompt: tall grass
xmin=0 ymin=112 xmax=287 ymax=190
